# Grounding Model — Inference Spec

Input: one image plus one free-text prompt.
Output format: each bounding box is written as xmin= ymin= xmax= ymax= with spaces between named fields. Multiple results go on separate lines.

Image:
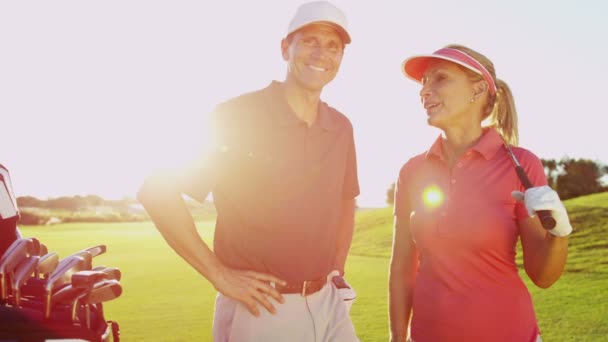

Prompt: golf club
xmin=0 ymin=238 xmax=40 ymax=300
xmin=503 ymin=142 xmax=556 ymax=230
xmin=11 ymin=255 xmax=40 ymax=306
xmin=92 ymin=266 xmax=122 ymax=281
xmin=35 ymin=252 xmax=59 ymax=279
xmin=52 ymin=270 xmax=109 ymax=309
xmin=79 ymin=245 xmax=107 ymax=258
xmin=39 ymin=243 xmax=48 ymax=256
xmin=83 ymin=279 xmax=122 ymax=304
xmin=14 ymin=252 xmax=61 ymax=301
xmin=79 ymin=279 xmax=122 ymax=328
xmin=55 ymin=277 xmax=122 ymax=328
xmin=43 ymin=253 xmax=93 ymax=319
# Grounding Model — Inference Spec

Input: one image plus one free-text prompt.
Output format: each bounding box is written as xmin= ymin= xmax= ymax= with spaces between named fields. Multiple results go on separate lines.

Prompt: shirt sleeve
xmin=342 ymin=124 xmax=360 ymax=199
xmin=175 ymin=109 xmax=224 ymax=203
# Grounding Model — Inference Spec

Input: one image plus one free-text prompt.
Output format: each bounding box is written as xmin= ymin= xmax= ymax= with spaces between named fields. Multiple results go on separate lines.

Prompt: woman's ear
xmin=473 ymin=80 xmax=489 ymax=98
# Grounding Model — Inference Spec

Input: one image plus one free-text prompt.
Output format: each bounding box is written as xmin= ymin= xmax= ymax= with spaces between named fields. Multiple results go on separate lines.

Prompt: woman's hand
xmin=512 ymin=185 xmax=573 ymax=236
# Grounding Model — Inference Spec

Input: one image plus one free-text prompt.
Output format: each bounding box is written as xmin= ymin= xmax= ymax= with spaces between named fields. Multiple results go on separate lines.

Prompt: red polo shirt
xmin=395 ymin=128 xmax=545 ymax=342
xmin=182 ymin=81 xmax=359 ymax=283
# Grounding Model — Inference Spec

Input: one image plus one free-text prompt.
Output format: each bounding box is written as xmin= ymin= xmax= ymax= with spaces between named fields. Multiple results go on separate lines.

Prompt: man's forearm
xmin=138 ymin=174 xmax=222 ymax=284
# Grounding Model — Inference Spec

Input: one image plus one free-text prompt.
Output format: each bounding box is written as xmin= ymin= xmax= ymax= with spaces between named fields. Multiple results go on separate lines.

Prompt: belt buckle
xmin=301 ymin=280 xmax=309 ymax=296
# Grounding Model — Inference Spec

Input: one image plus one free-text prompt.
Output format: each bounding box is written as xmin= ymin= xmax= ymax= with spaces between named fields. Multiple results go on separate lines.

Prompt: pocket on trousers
xmin=333 ymin=277 xmax=356 ymax=312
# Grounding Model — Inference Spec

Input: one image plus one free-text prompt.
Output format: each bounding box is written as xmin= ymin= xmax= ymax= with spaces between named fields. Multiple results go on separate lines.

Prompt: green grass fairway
xmin=18 ymin=222 xmax=389 ymax=341
xmin=18 ymin=192 xmax=608 ymax=341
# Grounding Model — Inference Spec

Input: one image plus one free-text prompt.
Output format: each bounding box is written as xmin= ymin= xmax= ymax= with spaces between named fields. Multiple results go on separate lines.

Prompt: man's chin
xmin=297 ymin=80 xmax=328 ymax=93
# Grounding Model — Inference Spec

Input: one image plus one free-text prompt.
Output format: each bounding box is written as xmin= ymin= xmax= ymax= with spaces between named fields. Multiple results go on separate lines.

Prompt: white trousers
xmin=213 ymin=272 xmax=359 ymax=342
xmin=408 ymin=334 xmax=543 ymax=341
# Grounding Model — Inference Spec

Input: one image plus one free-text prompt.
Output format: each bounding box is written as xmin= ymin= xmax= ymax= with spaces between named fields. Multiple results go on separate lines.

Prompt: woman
xmin=388 ymin=45 xmax=572 ymax=342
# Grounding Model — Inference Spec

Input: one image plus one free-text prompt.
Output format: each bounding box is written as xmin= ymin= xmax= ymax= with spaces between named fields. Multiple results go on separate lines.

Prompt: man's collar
xmin=267 ymin=81 xmax=335 ymax=131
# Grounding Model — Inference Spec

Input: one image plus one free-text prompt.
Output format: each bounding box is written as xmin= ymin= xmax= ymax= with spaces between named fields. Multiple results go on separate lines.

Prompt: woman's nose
xmin=419 ymin=83 xmax=431 ymax=100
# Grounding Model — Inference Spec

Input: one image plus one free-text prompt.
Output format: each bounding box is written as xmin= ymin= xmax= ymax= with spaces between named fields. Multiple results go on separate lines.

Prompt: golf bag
xmin=0 ymin=165 xmax=121 ymax=341
xmin=0 ymin=303 xmax=120 ymax=341
xmin=0 ymin=164 xmax=20 ymax=257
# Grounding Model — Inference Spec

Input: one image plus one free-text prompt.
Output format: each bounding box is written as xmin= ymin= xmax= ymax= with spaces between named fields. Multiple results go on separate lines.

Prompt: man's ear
xmin=281 ymin=38 xmax=290 ymax=61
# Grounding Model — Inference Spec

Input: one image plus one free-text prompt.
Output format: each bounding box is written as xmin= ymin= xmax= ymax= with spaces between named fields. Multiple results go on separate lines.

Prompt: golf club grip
xmin=515 ymin=167 xmax=557 ymax=230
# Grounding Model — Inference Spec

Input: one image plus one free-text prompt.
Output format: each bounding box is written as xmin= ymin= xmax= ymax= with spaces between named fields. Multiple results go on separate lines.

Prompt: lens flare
xmin=423 ymin=185 xmax=444 ymax=209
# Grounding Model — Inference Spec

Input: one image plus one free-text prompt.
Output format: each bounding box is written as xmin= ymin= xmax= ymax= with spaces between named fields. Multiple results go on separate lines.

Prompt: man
xmin=137 ymin=1 xmax=360 ymax=341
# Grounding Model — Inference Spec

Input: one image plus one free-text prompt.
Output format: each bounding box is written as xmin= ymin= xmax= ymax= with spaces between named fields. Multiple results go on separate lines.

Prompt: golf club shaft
xmin=502 ymin=140 xmax=557 ymax=230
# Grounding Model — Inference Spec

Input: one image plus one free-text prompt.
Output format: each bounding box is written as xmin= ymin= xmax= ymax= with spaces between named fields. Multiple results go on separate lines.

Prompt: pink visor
xmin=402 ymin=48 xmax=497 ymax=95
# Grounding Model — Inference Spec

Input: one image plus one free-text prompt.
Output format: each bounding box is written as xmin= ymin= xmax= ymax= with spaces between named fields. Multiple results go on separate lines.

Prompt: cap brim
xmin=402 ymin=54 xmax=483 ymax=83
xmin=323 ymin=22 xmax=351 ymax=44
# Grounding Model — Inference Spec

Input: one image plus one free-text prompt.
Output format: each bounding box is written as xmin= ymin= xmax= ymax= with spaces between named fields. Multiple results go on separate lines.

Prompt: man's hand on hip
xmin=211 ymin=265 xmax=287 ymax=317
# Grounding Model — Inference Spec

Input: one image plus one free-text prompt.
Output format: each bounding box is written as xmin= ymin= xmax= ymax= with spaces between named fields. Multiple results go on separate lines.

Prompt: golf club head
xmin=36 ymin=252 xmax=59 ymax=279
xmin=56 ymin=251 xmax=93 ymax=277
xmin=50 ymin=283 xmax=90 ymax=324
xmin=71 ymin=270 xmax=110 ymax=289
xmin=51 ymin=269 xmax=112 ymax=323
xmin=52 ymin=283 xmax=90 ymax=306
xmin=0 ymin=238 xmax=40 ymax=300
xmin=79 ymin=245 xmax=107 ymax=258
xmin=81 ymin=279 xmax=122 ymax=328
xmin=91 ymin=266 xmax=121 ymax=281
xmin=50 ymin=251 xmax=93 ymax=289
xmin=83 ymin=279 xmax=122 ymax=305
xmin=0 ymin=238 xmax=40 ymax=267
xmin=15 ymin=253 xmax=59 ymax=300
xmin=57 ymin=277 xmax=121 ymax=326
xmin=44 ymin=253 xmax=93 ymax=319
xmin=29 ymin=237 xmax=41 ymax=255
xmin=39 ymin=243 xmax=48 ymax=256
xmin=11 ymin=255 xmax=40 ymax=306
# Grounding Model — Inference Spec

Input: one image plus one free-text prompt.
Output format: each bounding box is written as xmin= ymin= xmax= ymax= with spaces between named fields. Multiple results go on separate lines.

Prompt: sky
xmin=1 ymin=0 xmax=606 ymax=207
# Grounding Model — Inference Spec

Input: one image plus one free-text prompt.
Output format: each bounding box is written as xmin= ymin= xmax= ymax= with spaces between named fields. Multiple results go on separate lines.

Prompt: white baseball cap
xmin=287 ymin=1 xmax=351 ymax=44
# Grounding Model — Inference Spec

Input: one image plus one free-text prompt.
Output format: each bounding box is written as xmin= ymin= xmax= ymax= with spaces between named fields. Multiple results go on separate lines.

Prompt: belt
xmin=274 ymin=277 xmax=326 ymax=296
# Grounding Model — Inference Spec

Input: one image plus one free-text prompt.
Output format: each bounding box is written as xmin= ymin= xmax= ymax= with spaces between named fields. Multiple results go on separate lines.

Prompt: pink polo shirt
xmin=395 ymin=128 xmax=546 ymax=342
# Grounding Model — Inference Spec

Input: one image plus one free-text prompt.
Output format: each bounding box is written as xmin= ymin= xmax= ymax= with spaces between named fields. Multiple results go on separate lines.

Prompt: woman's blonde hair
xmin=446 ymin=44 xmax=519 ymax=146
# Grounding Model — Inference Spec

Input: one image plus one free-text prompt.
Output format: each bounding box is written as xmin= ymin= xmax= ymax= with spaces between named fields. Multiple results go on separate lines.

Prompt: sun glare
xmin=422 ymin=185 xmax=444 ymax=209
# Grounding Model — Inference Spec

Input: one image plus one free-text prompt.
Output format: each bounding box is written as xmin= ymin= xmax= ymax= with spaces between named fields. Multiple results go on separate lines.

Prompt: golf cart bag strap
xmin=109 ymin=320 xmax=121 ymax=341
xmin=0 ymin=164 xmax=19 ymax=259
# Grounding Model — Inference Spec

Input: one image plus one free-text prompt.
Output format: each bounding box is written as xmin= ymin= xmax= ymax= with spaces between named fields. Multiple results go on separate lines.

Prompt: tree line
xmin=17 ymin=195 xmax=134 ymax=211
xmin=386 ymin=158 xmax=608 ymax=205
xmin=15 ymin=194 xmax=216 ymax=225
